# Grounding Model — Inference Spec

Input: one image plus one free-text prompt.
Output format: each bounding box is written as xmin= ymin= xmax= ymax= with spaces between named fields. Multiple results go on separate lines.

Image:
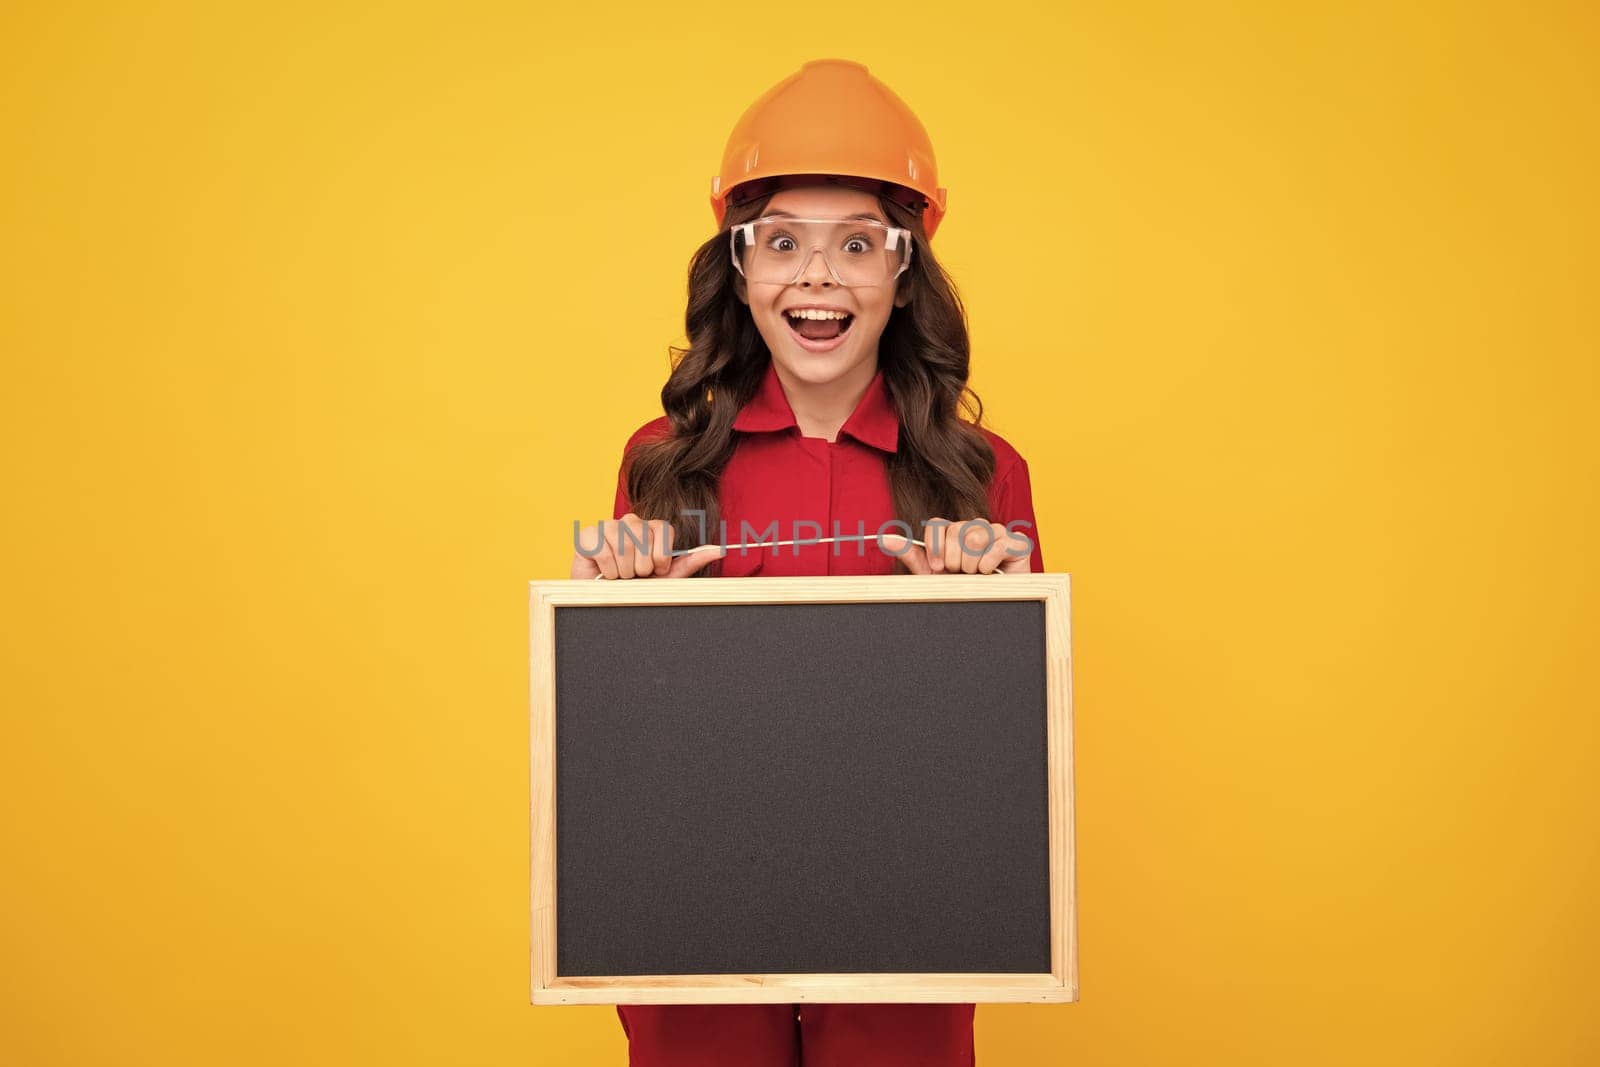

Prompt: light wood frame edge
xmin=1051 ymin=574 xmax=1078 ymax=998
xmin=529 ymin=573 xmax=1077 ymax=1005
xmin=530 ymin=583 xmax=558 ymax=998
xmin=535 ymin=974 xmax=1074 ymax=1005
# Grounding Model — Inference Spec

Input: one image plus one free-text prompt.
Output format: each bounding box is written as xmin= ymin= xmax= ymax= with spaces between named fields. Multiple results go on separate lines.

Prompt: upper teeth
xmin=787 ymin=309 xmax=849 ymax=320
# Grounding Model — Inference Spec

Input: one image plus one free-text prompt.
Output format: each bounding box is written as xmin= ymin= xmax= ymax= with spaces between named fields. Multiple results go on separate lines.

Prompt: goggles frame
xmin=729 ymin=214 xmax=914 ymax=288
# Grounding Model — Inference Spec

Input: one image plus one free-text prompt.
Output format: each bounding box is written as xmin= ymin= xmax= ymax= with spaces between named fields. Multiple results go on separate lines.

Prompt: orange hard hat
xmin=711 ymin=59 xmax=949 ymax=240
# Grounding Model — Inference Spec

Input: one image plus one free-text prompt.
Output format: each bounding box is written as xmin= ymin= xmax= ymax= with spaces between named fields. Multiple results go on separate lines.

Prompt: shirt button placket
xmin=794 ymin=435 xmax=832 ymax=577
xmin=824 ymin=443 xmax=838 ymax=576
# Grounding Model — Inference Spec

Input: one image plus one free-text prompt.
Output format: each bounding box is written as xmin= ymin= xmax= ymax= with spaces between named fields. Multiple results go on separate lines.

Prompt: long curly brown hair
xmin=622 ymin=190 xmax=997 ymax=576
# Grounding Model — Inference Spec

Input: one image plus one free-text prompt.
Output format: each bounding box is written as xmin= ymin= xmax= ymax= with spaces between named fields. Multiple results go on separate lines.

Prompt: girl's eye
xmin=768 ymin=234 xmax=798 ymax=253
xmin=843 ymin=236 xmax=872 ymax=254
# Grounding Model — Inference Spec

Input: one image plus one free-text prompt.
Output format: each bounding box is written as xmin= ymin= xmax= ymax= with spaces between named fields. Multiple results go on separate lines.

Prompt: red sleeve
xmin=988 ymin=454 xmax=1045 ymax=573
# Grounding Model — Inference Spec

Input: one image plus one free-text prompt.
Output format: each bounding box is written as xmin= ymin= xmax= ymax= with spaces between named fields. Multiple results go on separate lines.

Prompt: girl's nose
xmin=798 ymin=248 xmax=835 ymax=287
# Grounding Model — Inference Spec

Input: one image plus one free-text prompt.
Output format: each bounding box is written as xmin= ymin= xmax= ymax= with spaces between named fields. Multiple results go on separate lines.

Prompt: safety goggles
xmin=730 ymin=215 xmax=913 ymax=288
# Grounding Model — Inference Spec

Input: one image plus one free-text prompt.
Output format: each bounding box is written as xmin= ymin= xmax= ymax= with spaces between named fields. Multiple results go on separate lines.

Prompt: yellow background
xmin=2 ymin=1 xmax=1595 ymax=1063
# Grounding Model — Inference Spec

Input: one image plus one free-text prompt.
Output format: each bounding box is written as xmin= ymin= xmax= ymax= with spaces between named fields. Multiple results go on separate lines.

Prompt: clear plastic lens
xmin=731 ymin=216 xmax=912 ymax=287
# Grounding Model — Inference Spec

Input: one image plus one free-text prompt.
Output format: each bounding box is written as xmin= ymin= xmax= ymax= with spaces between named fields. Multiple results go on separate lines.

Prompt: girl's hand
xmin=570 ymin=513 xmax=727 ymax=580
xmin=881 ymin=518 xmax=1034 ymax=575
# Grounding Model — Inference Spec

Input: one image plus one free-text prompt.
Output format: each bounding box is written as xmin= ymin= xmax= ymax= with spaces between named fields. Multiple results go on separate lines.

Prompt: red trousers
xmin=616 ymin=1003 xmax=975 ymax=1066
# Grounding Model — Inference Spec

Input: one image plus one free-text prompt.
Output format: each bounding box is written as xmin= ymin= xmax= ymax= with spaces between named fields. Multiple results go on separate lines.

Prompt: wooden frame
xmin=529 ymin=573 xmax=1076 ymax=1005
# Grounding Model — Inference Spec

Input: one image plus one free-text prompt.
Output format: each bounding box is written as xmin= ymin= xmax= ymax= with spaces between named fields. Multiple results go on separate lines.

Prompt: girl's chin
xmin=772 ymin=350 xmax=873 ymax=387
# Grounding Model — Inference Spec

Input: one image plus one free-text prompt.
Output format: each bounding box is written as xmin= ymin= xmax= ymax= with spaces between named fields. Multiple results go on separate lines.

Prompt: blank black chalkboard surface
xmin=529 ymin=573 xmax=1075 ymax=1005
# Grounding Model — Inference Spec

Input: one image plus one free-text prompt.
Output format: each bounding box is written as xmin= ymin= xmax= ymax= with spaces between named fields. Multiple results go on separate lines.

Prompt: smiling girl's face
xmin=736 ymin=184 xmax=910 ymax=390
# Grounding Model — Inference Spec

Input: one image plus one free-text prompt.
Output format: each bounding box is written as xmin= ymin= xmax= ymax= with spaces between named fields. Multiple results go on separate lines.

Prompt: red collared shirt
xmin=613 ymin=361 xmax=1045 ymax=576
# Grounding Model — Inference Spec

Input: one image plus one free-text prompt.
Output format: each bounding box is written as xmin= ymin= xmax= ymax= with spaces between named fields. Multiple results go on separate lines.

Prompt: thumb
xmin=877 ymin=533 xmax=932 ymax=575
xmin=666 ymin=542 xmax=727 ymax=579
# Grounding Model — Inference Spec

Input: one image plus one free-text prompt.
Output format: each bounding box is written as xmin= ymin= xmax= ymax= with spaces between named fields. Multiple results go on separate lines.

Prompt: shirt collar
xmin=732 ymin=361 xmax=900 ymax=453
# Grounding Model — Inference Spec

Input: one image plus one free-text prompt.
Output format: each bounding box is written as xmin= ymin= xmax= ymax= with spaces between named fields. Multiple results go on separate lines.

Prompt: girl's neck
xmin=771 ymin=356 xmax=879 ymax=443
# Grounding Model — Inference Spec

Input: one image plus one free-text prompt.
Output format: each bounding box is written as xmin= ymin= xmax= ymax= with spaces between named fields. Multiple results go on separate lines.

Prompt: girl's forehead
xmin=765 ymin=185 xmax=884 ymax=219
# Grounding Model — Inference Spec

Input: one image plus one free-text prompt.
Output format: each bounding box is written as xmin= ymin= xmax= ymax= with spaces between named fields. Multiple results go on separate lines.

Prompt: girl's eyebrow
xmin=766 ymin=210 xmax=889 ymax=224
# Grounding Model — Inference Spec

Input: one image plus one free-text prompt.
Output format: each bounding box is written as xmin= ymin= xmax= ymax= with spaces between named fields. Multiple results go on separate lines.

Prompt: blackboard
xmin=530 ymin=573 xmax=1075 ymax=1005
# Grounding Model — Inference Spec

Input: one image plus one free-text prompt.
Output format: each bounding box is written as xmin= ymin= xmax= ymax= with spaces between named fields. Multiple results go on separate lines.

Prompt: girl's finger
xmin=947 ymin=518 xmax=972 ymax=572
xmin=630 ymin=518 xmax=656 ymax=577
xmin=648 ymin=519 xmax=673 ymax=577
xmin=945 ymin=520 xmax=969 ymax=574
xmin=570 ymin=524 xmax=602 ymax=579
xmin=880 ymin=532 xmax=931 ymax=574
xmin=923 ymin=519 xmax=950 ymax=574
xmin=999 ymin=527 xmax=1034 ymax=573
xmin=607 ymin=515 xmax=632 ymax=579
xmin=666 ymin=542 xmax=727 ymax=579
xmin=620 ymin=516 xmax=648 ymax=579
xmin=630 ymin=519 xmax=653 ymax=578
xmin=591 ymin=522 xmax=619 ymax=580
xmin=977 ymin=522 xmax=1012 ymax=573
xmin=569 ymin=546 xmax=600 ymax=580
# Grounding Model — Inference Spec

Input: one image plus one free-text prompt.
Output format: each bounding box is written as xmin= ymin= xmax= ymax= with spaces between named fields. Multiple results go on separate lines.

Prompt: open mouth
xmin=784 ymin=308 xmax=855 ymax=348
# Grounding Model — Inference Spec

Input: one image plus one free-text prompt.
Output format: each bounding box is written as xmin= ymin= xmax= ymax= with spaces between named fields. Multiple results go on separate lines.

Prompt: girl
xmin=569 ymin=59 xmax=1045 ymax=1067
